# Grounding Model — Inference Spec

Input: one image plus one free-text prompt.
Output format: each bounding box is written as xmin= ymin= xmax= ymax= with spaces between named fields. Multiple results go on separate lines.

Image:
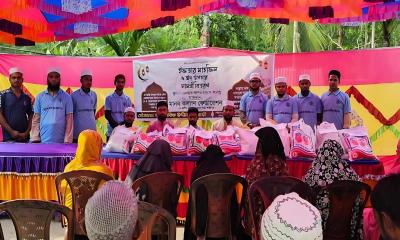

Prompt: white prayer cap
xmin=298 ymin=74 xmax=311 ymax=82
xmin=223 ymin=100 xmax=235 ymax=107
xmin=124 ymin=106 xmax=135 ymax=114
xmin=249 ymin=72 xmax=262 ymax=80
xmin=80 ymin=69 xmax=92 ymax=77
xmin=47 ymin=67 xmax=61 ymax=75
xmin=85 ymin=181 xmax=138 ymax=240
xmin=9 ymin=67 xmax=23 ymax=75
xmin=275 ymin=76 xmax=287 ymax=84
xmin=261 ymin=192 xmax=323 ymax=240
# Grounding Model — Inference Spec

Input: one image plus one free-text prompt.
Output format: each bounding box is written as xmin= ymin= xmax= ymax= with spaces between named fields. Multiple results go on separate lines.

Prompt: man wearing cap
xmin=294 ymin=74 xmax=322 ymax=129
xmin=321 ymin=70 xmax=351 ymax=130
xmin=0 ymin=67 xmax=33 ymax=142
xmin=71 ymin=70 xmax=97 ymax=143
xmin=260 ymin=192 xmax=323 ymax=240
xmin=105 ymin=74 xmax=133 ymax=140
xmin=239 ymin=72 xmax=268 ymax=129
xmin=266 ymin=77 xmax=298 ymax=124
xmin=212 ymin=100 xmax=244 ymax=131
xmin=146 ymin=100 xmax=174 ymax=133
xmin=187 ymin=107 xmax=202 ymax=130
xmin=31 ymin=68 xmax=73 ymax=143
xmin=120 ymin=107 xmax=136 ymax=128
xmin=108 ymin=107 xmax=138 ymax=141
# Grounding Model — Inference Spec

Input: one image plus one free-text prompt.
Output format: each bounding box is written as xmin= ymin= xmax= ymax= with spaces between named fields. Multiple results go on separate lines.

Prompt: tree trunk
xmin=382 ymin=20 xmax=391 ymax=47
xmin=201 ymin=14 xmax=211 ymax=47
xmin=293 ymin=21 xmax=299 ymax=53
xmin=371 ymin=22 xmax=376 ymax=48
xmin=337 ymin=26 xmax=343 ymax=47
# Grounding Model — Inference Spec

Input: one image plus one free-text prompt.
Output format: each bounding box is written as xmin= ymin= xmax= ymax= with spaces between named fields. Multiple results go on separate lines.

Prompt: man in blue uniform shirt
xmin=0 ymin=67 xmax=33 ymax=142
xmin=239 ymin=72 xmax=268 ymax=129
xmin=266 ymin=77 xmax=298 ymax=124
xmin=31 ymin=68 xmax=73 ymax=143
xmin=321 ymin=70 xmax=351 ymax=130
xmin=71 ymin=69 xmax=97 ymax=142
xmin=294 ymin=74 xmax=322 ymax=129
xmin=105 ymin=74 xmax=132 ymax=140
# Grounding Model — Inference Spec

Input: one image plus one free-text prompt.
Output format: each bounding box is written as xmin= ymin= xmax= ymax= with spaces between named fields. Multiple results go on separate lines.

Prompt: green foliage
xmin=0 ymin=16 xmax=399 ymax=56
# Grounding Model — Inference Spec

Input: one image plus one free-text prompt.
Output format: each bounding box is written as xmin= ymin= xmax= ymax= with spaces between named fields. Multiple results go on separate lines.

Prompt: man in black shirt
xmin=0 ymin=67 xmax=33 ymax=142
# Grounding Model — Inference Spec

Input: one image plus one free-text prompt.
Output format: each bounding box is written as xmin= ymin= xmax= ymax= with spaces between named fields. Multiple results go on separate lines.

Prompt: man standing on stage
xmin=71 ymin=70 xmax=97 ymax=142
xmin=31 ymin=68 xmax=73 ymax=143
xmin=0 ymin=67 xmax=33 ymax=142
xmin=321 ymin=70 xmax=351 ymax=130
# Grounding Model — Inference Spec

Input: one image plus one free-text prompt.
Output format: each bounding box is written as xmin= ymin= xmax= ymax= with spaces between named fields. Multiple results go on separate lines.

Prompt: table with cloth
xmin=0 ymin=143 xmax=385 ymax=221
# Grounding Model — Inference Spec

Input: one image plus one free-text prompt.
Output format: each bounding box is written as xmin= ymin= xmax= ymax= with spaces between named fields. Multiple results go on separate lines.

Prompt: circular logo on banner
xmin=137 ymin=64 xmax=150 ymax=81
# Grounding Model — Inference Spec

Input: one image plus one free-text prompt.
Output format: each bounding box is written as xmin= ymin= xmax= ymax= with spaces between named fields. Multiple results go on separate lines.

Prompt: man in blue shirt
xmin=294 ymin=74 xmax=322 ymax=128
xmin=105 ymin=74 xmax=132 ymax=140
xmin=71 ymin=70 xmax=97 ymax=142
xmin=31 ymin=68 xmax=73 ymax=143
xmin=266 ymin=77 xmax=298 ymax=124
xmin=0 ymin=67 xmax=33 ymax=142
xmin=239 ymin=72 xmax=268 ymax=129
xmin=321 ymin=70 xmax=351 ymax=130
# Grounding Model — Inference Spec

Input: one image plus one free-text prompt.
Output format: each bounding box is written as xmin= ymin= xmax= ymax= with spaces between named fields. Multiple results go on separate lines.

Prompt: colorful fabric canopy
xmin=0 ymin=1 xmax=399 ymax=44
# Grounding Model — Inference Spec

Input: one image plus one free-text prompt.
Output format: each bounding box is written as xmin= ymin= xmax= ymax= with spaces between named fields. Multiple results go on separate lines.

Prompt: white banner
xmin=133 ymin=55 xmax=274 ymax=119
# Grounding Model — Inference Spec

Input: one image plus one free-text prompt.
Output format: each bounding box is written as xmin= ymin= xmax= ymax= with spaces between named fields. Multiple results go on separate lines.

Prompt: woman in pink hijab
xmin=364 ymin=140 xmax=400 ymax=240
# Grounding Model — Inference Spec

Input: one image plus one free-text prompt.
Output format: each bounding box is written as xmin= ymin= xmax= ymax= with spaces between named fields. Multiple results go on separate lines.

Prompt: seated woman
xmin=304 ymin=139 xmax=361 ymax=239
xmin=245 ymin=126 xmax=288 ymax=236
xmin=62 ymin=129 xmax=114 ymax=209
xmin=126 ymin=139 xmax=172 ymax=183
xmin=184 ymin=145 xmax=250 ymax=240
xmin=364 ymin=140 xmax=400 ymax=240
xmin=61 ymin=130 xmax=114 ymax=240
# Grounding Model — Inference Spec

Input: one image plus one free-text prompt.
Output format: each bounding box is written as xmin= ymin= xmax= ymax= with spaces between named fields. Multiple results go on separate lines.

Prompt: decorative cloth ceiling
xmin=1 ymin=0 xmax=399 ymax=45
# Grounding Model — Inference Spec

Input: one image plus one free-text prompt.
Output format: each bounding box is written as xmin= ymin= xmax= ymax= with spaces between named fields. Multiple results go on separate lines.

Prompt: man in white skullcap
xmin=108 ymin=107 xmax=138 ymax=143
xmin=212 ymin=100 xmax=245 ymax=131
xmin=85 ymin=180 xmax=138 ymax=240
xmin=0 ymin=67 xmax=33 ymax=142
xmin=31 ymin=67 xmax=73 ymax=143
xmin=293 ymin=74 xmax=322 ymax=129
xmin=240 ymin=72 xmax=268 ymax=129
xmin=260 ymin=192 xmax=323 ymax=240
xmin=266 ymin=76 xmax=298 ymax=124
xmin=71 ymin=69 xmax=97 ymax=142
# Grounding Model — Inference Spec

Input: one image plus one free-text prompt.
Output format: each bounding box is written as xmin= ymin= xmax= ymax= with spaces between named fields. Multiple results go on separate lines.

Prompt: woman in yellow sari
xmin=61 ymin=129 xmax=114 ymax=209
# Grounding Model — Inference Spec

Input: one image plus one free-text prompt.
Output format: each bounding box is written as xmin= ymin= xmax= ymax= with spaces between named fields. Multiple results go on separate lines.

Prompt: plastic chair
xmin=189 ymin=173 xmax=247 ymax=239
xmin=55 ymin=170 xmax=113 ymax=236
xmin=0 ymin=200 xmax=73 ymax=240
xmin=131 ymin=172 xmax=184 ymax=217
xmin=0 ymin=222 xmax=3 ymax=240
xmin=323 ymin=180 xmax=371 ymax=240
xmin=133 ymin=201 xmax=176 ymax=240
xmin=248 ymin=176 xmax=316 ymax=240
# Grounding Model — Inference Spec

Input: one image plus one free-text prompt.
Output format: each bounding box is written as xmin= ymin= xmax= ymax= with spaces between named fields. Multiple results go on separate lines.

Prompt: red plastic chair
xmin=0 ymin=200 xmax=74 ymax=240
xmin=189 ymin=173 xmax=247 ymax=239
xmin=323 ymin=180 xmax=371 ymax=240
xmin=248 ymin=176 xmax=316 ymax=240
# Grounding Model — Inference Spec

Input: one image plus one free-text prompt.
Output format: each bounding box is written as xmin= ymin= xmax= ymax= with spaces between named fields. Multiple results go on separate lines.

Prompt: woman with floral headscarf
xmin=304 ymin=139 xmax=362 ymax=239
